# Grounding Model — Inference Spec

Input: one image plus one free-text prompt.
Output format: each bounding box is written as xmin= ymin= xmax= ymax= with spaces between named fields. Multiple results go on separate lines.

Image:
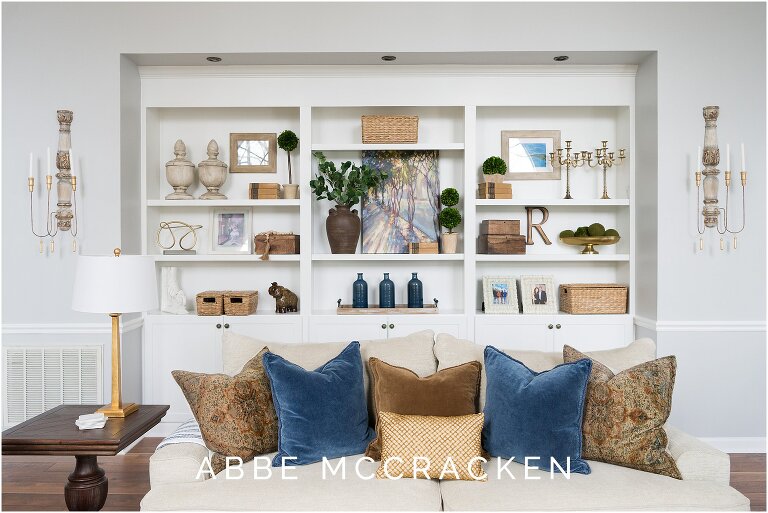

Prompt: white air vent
xmin=3 ymin=346 xmax=102 ymax=427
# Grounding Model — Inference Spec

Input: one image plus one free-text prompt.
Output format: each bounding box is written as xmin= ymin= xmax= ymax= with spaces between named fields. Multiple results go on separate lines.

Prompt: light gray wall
xmin=2 ymin=2 xmax=765 ymax=440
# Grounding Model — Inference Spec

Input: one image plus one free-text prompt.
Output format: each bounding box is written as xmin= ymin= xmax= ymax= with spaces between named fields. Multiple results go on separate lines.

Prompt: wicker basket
xmin=361 ymin=115 xmax=418 ymax=144
xmin=196 ymin=291 xmax=224 ymax=316
xmin=559 ymin=284 xmax=628 ymax=314
xmin=223 ymin=291 xmax=259 ymax=316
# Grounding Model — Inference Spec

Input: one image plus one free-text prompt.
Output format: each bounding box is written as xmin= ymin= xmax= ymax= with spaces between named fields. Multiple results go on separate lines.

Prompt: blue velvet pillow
xmin=263 ymin=341 xmax=375 ymax=466
xmin=483 ymin=345 xmax=592 ymax=475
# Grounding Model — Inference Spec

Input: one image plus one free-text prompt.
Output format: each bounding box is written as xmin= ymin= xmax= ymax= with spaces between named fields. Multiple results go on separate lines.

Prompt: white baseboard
xmin=701 ymin=437 xmax=766 ymax=453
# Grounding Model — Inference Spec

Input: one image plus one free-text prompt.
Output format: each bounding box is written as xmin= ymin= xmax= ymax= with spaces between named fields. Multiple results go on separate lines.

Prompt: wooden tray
xmin=337 ymin=304 xmax=438 ymax=315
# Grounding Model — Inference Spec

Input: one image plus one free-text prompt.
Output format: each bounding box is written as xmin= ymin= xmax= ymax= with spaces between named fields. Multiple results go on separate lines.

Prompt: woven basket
xmin=196 ymin=291 xmax=224 ymax=316
xmin=223 ymin=291 xmax=259 ymax=316
xmin=559 ymin=284 xmax=628 ymax=314
xmin=361 ymin=115 xmax=418 ymax=144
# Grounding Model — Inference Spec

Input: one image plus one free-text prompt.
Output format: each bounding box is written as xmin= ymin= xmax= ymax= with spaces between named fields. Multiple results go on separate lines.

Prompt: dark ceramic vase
xmin=407 ymin=272 xmax=423 ymax=308
xmin=353 ymin=273 xmax=368 ymax=308
xmin=326 ymin=205 xmax=360 ymax=254
xmin=379 ymin=273 xmax=395 ymax=308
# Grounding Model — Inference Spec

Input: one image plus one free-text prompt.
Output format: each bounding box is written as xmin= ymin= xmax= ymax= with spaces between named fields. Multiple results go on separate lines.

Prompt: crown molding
xmin=634 ymin=316 xmax=766 ymax=333
xmin=2 ymin=317 xmax=144 ymax=335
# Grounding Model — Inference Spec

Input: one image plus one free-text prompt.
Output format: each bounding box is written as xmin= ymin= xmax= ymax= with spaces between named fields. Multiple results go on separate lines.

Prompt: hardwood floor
xmin=2 ymin=441 xmax=765 ymax=511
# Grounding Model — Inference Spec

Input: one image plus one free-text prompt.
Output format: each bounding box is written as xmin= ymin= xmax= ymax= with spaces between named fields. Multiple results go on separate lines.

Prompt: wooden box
xmin=408 ymin=242 xmax=439 ymax=254
xmin=559 ymin=284 xmax=628 ymax=314
xmin=254 ymin=234 xmax=300 ymax=255
xmin=478 ymin=234 xmax=527 ymax=254
xmin=196 ymin=291 xmax=224 ymax=316
xmin=480 ymin=220 xmax=520 ymax=235
xmin=223 ymin=291 xmax=259 ymax=316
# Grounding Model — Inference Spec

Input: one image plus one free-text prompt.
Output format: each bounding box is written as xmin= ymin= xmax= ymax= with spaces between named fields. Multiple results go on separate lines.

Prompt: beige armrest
xmin=149 ymin=443 xmax=211 ymax=487
xmin=666 ymin=425 xmax=730 ymax=484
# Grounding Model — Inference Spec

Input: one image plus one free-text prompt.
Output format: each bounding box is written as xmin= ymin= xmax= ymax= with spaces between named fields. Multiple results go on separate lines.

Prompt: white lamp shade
xmin=72 ymin=254 xmax=158 ymax=313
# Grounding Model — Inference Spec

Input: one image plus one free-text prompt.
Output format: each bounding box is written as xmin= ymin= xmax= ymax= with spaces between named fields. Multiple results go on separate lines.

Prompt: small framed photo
xmin=210 ymin=208 xmax=252 ymax=254
xmin=520 ymin=275 xmax=557 ymax=314
xmin=501 ymin=130 xmax=561 ymax=180
xmin=482 ymin=276 xmax=520 ymax=314
xmin=229 ymin=133 xmax=277 ymax=173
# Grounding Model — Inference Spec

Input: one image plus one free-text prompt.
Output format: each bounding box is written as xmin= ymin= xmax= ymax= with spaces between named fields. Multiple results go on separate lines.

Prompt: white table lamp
xmin=72 ymin=248 xmax=157 ymax=417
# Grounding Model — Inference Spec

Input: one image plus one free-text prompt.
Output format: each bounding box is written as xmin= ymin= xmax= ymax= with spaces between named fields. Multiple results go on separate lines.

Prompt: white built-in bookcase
xmin=140 ymin=65 xmax=637 ymax=423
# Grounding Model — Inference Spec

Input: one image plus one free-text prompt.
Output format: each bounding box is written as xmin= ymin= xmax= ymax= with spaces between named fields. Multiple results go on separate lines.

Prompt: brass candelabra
xmin=548 ymin=140 xmax=586 ymax=199
xmin=585 ymin=140 xmax=626 ymax=199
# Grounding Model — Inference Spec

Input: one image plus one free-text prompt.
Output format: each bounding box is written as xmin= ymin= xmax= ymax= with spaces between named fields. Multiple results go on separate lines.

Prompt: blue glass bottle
xmin=407 ymin=272 xmax=423 ymax=308
xmin=352 ymin=273 xmax=368 ymax=308
xmin=379 ymin=273 xmax=395 ymax=308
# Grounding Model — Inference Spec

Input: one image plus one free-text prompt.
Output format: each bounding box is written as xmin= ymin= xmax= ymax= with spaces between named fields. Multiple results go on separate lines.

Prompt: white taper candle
xmin=726 ymin=144 xmax=730 ymax=172
xmin=697 ymin=146 xmax=701 ymax=172
xmin=46 ymin=147 xmax=51 ymax=176
xmin=70 ymin=149 xmax=75 ymax=177
xmin=741 ymin=142 xmax=745 ymax=170
xmin=29 ymin=152 xmax=34 ymax=177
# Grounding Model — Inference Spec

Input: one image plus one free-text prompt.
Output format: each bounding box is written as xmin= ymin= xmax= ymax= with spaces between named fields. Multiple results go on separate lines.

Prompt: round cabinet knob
xmin=224 ymin=323 xmax=230 ymax=329
xmin=556 ymin=324 xmax=561 ymax=329
xmin=389 ymin=324 xmax=395 ymax=329
xmin=216 ymin=324 xmax=222 ymax=329
xmin=548 ymin=324 xmax=554 ymax=329
xmin=381 ymin=324 xmax=387 ymax=329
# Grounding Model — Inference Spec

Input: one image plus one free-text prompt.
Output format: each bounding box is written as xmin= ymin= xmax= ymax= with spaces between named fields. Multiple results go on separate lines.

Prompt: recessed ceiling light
xmin=381 ymin=55 xmax=396 ymax=62
xmin=553 ymin=55 xmax=569 ymax=62
xmin=206 ymin=56 xmax=222 ymax=63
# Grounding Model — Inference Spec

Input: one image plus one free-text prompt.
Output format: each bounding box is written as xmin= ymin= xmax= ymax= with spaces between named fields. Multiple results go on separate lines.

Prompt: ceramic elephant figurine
xmin=268 ymin=282 xmax=298 ymax=314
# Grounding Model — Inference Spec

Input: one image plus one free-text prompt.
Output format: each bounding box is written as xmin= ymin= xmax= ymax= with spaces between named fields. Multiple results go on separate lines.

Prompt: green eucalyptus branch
xmin=310 ymin=151 xmax=389 ymax=207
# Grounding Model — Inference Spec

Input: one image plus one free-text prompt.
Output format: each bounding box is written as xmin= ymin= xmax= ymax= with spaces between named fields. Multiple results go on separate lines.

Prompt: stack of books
xmin=478 ymin=182 xmax=513 ymax=199
xmin=249 ymin=183 xmax=281 ymax=199
xmin=407 ymin=242 xmax=439 ymax=254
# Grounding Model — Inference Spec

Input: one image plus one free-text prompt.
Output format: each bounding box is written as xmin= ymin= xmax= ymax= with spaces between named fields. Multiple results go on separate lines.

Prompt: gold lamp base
xmin=96 ymin=402 xmax=138 ymax=418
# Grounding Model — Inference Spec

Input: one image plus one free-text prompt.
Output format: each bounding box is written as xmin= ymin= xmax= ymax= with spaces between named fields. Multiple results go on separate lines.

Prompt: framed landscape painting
xmin=361 ymin=150 xmax=440 ymax=254
xmin=501 ymin=130 xmax=561 ymax=180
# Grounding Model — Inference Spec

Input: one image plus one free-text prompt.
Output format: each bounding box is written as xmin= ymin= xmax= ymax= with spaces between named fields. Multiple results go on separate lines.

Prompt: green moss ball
xmin=588 ymin=223 xmax=606 ymax=236
xmin=559 ymin=229 xmax=575 ymax=238
xmin=605 ymin=228 xmax=620 ymax=237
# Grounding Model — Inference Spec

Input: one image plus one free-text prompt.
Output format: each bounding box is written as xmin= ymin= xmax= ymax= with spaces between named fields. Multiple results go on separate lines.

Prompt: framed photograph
xmin=229 ymin=133 xmax=277 ymax=173
xmin=501 ymin=130 xmax=561 ymax=180
xmin=361 ymin=150 xmax=440 ymax=254
xmin=210 ymin=208 xmax=252 ymax=254
xmin=520 ymin=275 xmax=557 ymax=314
xmin=482 ymin=276 xmax=520 ymax=314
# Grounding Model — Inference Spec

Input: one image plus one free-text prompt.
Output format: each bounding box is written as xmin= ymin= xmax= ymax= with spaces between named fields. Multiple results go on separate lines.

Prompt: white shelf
xmin=312 ymin=253 xmax=464 ymax=262
xmin=311 ymin=143 xmax=464 ymax=151
xmin=476 ymin=254 xmax=630 ymax=262
xmin=147 ymin=199 xmax=300 ymax=207
xmin=475 ymin=199 xmax=630 ymax=207
xmin=153 ymin=254 xmax=300 ymax=263
xmin=146 ymin=310 xmax=300 ymax=317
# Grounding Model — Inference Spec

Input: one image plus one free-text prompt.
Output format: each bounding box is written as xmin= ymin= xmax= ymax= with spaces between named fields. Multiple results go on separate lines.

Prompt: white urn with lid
xmin=165 ymin=139 xmax=195 ymax=200
xmin=198 ymin=139 xmax=228 ymax=200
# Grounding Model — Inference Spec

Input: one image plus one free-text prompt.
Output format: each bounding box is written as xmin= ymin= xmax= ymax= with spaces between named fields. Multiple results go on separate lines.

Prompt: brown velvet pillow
xmin=172 ymin=348 xmax=278 ymax=474
xmin=365 ymin=357 xmax=481 ymax=460
xmin=563 ymin=345 xmax=681 ymax=479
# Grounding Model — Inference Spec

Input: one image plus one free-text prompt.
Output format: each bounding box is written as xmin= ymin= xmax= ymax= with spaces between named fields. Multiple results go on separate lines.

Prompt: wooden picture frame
xmin=229 ymin=133 xmax=277 ymax=173
xmin=520 ymin=275 xmax=557 ymax=314
xmin=210 ymin=207 xmax=252 ymax=254
xmin=501 ymin=130 xmax=561 ymax=180
xmin=482 ymin=276 xmax=520 ymax=314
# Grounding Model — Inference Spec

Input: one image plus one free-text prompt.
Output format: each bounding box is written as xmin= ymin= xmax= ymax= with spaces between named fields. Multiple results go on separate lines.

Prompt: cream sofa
xmin=141 ymin=331 xmax=750 ymax=511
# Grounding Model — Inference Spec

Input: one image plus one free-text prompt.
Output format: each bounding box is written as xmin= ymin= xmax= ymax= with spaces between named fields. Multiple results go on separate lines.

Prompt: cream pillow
xmin=433 ymin=333 xmax=656 ymax=409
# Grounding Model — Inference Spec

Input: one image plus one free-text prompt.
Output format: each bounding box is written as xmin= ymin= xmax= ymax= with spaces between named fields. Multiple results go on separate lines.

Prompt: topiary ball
xmin=438 ymin=207 xmax=462 ymax=232
xmin=440 ymin=188 xmax=460 ymax=207
xmin=605 ymin=228 xmax=620 ymax=237
xmin=574 ymin=226 xmax=589 ymax=237
xmin=559 ymin=229 xmax=575 ymax=238
xmin=482 ymin=156 xmax=507 ymax=176
xmin=277 ymin=130 xmax=299 ymax=152
xmin=588 ymin=223 xmax=606 ymax=236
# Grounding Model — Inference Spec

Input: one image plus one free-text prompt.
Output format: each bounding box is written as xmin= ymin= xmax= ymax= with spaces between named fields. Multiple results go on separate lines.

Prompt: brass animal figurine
xmin=268 ymin=282 xmax=298 ymax=313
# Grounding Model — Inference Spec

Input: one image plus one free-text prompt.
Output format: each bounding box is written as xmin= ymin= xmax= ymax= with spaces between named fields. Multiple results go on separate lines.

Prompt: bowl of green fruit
xmin=559 ymin=223 xmax=620 ymax=254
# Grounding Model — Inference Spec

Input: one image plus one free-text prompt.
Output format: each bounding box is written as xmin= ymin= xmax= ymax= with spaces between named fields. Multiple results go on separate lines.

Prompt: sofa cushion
xmin=434 ymin=333 xmax=656 ymax=409
xmin=376 ymin=412 xmax=486 ymax=481
xmin=564 ymin=345 xmax=681 ymax=479
xmin=365 ymin=358 xmax=481 ymax=460
xmin=483 ymin=346 xmax=592 ymax=475
xmin=263 ymin=341 xmax=375 ymax=467
xmin=172 ymin=349 xmax=278 ymax=474
xmin=140 ymin=453 xmax=443 ymax=511
xmin=438 ymin=458 xmax=750 ymax=511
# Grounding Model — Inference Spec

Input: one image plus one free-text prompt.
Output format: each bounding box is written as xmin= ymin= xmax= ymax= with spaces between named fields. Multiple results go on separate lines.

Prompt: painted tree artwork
xmin=361 ymin=150 xmax=440 ymax=254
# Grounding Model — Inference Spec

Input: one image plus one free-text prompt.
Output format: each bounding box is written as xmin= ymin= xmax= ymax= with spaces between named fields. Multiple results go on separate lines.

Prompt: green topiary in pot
xmin=277 ymin=130 xmax=299 ymax=185
xmin=482 ymin=156 xmax=507 ymax=183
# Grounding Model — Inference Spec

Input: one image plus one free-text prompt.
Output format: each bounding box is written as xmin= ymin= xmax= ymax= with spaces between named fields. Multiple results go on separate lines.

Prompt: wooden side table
xmin=2 ymin=404 xmax=168 ymax=511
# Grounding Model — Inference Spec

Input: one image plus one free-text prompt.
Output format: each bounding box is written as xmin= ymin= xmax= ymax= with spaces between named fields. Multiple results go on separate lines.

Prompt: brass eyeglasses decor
xmin=586 ymin=141 xmax=626 ymax=199
xmin=694 ymin=106 xmax=746 ymax=251
xmin=28 ymin=110 xmax=80 ymax=254
xmin=548 ymin=140 xmax=587 ymax=199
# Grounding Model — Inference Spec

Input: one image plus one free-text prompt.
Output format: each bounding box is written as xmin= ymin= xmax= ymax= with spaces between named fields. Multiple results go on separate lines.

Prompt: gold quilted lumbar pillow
xmin=376 ymin=411 xmax=487 ymax=481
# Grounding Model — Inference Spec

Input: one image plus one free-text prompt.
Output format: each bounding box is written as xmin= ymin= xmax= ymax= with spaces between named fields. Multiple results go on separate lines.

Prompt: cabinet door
xmin=553 ymin=315 xmax=633 ymax=352
xmin=225 ymin=315 xmax=303 ymax=343
xmin=387 ymin=315 xmax=466 ymax=339
xmin=143 ymin=316 xmax=221 ymax=423
xmin=309 ymin=315 xmax=390 ymax=343
xmin=474 ymin=317 xmax=554 ymax=351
